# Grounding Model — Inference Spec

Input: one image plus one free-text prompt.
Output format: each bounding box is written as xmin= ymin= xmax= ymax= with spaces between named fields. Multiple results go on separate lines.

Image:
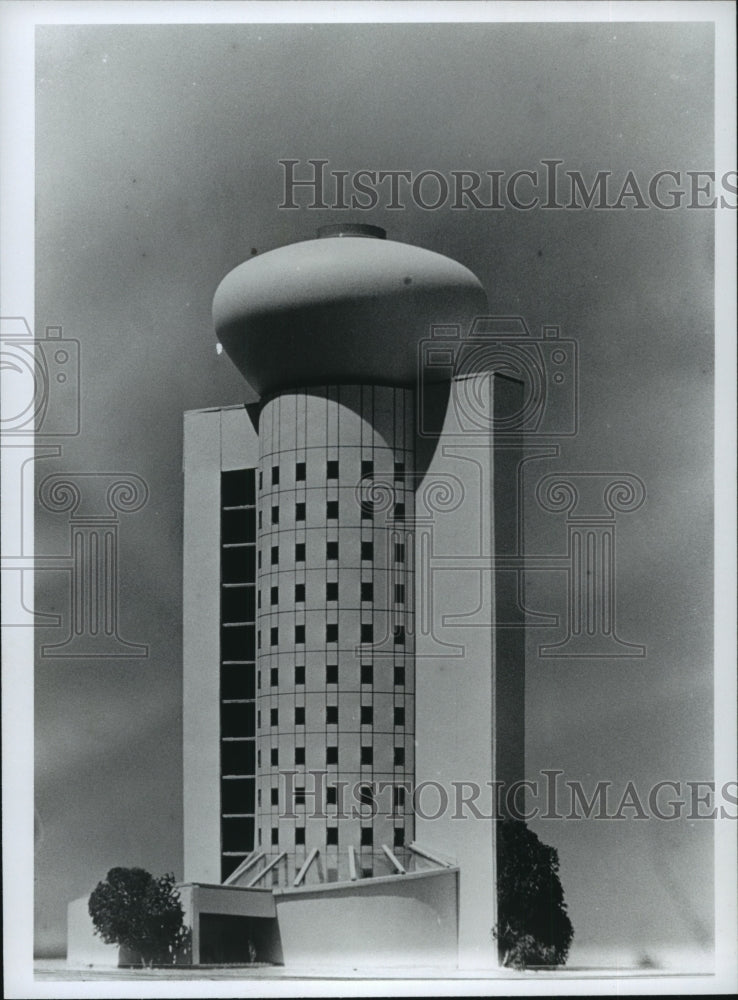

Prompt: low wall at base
xmin=273 ymin=867 xmax=459 ymax=969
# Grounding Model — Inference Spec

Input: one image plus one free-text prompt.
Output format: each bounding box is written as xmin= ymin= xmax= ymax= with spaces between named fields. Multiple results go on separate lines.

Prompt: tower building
xmin=179 ymin=225 xmax=525 ymax=968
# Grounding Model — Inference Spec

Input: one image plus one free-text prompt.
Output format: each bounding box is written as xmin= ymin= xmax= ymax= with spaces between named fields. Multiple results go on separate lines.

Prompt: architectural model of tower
xmin=178 ymin=224 xmax=525 ymax=968
xmin=210 ymin=223 xmax=486 ymax=883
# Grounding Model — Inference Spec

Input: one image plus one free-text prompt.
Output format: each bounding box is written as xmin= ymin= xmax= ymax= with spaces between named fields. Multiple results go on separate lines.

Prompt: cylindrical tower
xmin=213 ymin=224 xmax=487 ymax=886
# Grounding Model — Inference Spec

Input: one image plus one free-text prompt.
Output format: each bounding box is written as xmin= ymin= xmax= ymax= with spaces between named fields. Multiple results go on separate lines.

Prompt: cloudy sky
xmin=17 ymin=6 xmax=732 ymax=970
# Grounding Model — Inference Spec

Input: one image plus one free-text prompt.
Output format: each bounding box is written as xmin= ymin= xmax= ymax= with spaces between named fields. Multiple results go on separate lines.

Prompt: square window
xmin=295 ymin=624 xmax=305 ymax=644
xmin=358 ymin=784 xmax=373 ymax=806
xmin=326 ymin=581 xmax=338 ymax=601
xmin=361 ymin=746 xmax=373 ymax=765
xmin=326 ymin=664 xmax=338 ymax=684
xmin=394 ymin=827 xmax=405 ymax=848
xmin=326 ymin=541 xmax=338 ymax=560
xmin=272 ymin=466 xmax=279 ymax=486
xmin=361 ymin=503 xmax=374 ymax=520
xmin=394 ymin=706 xmax=405 ymax=726
xmin=361 ymin=541 xmax=373 ymax=561
xmin=326 ymin=623 xmax=338 ymax=643
xmin=361 ymin=624 xmax=373 ymax=643
xmin=361 ymin=706 xmax=373 ymax=725
xmin=294 ymin=787 xmax=306 ymax=806
xmin=326 ymin=746 xmax=338 ymax=765
xmin=295 ymin=664 xmax=305 ymax=685
xmin=394 ymin=461 xmax=405 ymax=480
xmin=326 ymin=785 xmax=337 ymax=806
xmin=271 ymin=505 xmax=279 ymax=525
xmin=395 ymin=583 xmax=405 ymax=604
xmin=271 ymin=748 xmax=279 ymax=766
xmin=295 ymin=746 xmax=305 ymax=765
xmin=361 ymin=460 xmax=373 ymax=476
xmin=326 ymin=500 xmax=338 ymax=519
xmin=295 ymin=706 xmax=305 ymax=725
xmin=327 ymin=460 xmax=339 ymax=479
xmin=361 ymin=582 xmax=373 ymax=601
xmin=326 ymin=827 xmax=338 ymax=846
xmin=271 ymin=708 xmax=278 ymax=727
xmin=295 ymin=583 xmax=305 ymax=602
xmin=394 ymin=626 xmax=405 ymax=645
xmin=271 ymin=787 xmax=278 ymax=806
xmin=270 ymin=667 xmax=279 ymax=687
xmin=393 ymin=786 xmax=406 ymax=811
xmin=326 ymin=705 xmax=338 ymax=725
xmin=271 ymin=827 xmax=279 ymax=845
xmin=394 ymin=747 xmax=405 ymax=766
xmin=295 ymin=826 xmax=306 ymax=845
xmin=270 ymin=626 xmax=278 ymax=647
xmin=361 ymin=827 xmax=373 ymax=847
xmin=271 ymin=545 xmax=279 ymax=565
xmin=394 ymin=666 xmax=405 ymax=686
xmin=295 ymin=542 xmax=306 ymax=562
xmin=361 ymin=663 xmax=373 ymax=684
xmin=394 ymin=503 xmax=405 ymax=521
xmin=295 ymin=502 xmax=306 ymax=522
xmin=296 ymin=461 xmax=306 ymax=482
xmin=394 ymin=543 xmax=405 ymax=563
xmin=270 ymin=586 xmax=278 ymax=605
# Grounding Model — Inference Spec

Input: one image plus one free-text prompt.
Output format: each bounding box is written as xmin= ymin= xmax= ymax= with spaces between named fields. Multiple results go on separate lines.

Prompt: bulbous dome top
xmin=212 ymin=226 xmax=488 ymax=398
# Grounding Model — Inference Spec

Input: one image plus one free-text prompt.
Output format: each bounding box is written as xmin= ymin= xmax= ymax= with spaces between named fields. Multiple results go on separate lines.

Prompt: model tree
xmin=494 ymin=818 xmax=574 ymax=969
xmin=88 ymin=867 xmax=190 ymax=967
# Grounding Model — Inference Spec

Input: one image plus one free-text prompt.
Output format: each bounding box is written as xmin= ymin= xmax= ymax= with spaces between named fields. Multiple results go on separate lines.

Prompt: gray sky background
xmin=31 ymin=19 xmax=719 ymax=965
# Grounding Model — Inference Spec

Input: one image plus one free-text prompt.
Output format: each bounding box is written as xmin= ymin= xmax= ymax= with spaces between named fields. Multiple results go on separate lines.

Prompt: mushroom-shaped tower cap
xmin=212 ymin=226 xmax=488 ymax=398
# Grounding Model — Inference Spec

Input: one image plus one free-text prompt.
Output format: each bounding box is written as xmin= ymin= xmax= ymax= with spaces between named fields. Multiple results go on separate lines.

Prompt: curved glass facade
xmin=255 ymin=385 xmax=415 ymax=882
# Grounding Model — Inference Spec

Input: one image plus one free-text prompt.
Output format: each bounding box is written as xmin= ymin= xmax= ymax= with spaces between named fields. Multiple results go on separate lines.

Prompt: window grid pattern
xmin=219 ymin=468 xmax=257 ymax=882
xmin=254 ymin=386 xmax=415 ymax=877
